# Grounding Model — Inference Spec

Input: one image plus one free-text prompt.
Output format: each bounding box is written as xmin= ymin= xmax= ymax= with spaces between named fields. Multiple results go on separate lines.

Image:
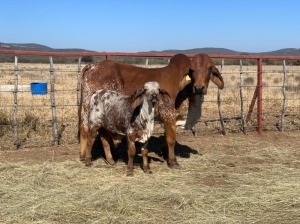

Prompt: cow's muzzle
xmin=194 ymin=85 xmax=206 ymax=94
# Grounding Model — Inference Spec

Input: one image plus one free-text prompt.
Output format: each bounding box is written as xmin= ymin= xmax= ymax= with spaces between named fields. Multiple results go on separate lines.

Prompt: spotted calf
xmin=85 ymin=81 xmax=169 ymax=175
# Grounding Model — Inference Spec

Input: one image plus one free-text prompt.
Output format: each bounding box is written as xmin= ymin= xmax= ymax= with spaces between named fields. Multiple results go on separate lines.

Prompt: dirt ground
xmin=1 ymin=128 xmax=299 ymax=167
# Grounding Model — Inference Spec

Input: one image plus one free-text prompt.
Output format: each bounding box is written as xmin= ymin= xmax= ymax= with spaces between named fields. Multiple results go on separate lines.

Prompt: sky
xmin=1 ymin=0 xmax=299 ymax=53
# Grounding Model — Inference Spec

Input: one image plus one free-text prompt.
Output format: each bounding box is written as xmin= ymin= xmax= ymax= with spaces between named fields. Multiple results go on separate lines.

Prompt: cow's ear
xmin=131 ymin=89 xmax=145 ymax=110
xmin=179 ymin=69 xmax=191 ymax=91
xmin=210 ymin=65 xmax=224 ymax=89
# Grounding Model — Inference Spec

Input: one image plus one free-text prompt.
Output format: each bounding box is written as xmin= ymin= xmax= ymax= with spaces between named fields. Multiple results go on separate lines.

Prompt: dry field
xmin=1 ymin=130 xmax=300 ymax=223
xmin=1 ymin=60 xmax=300 ymax=223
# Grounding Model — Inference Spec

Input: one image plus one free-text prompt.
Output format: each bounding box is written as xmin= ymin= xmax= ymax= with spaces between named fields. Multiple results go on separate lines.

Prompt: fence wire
xmin=1 ymin=56 xmax=300 ymax=149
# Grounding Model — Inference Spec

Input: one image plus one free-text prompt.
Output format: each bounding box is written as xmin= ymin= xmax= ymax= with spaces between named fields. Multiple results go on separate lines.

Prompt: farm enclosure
xmin=1 ymin=52 xmax=300 ymax=149
xmin=1 ymin=52 xmax=300 ymax=223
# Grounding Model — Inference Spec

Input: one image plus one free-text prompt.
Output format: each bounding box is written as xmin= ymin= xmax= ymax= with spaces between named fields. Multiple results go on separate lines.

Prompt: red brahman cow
xmin=79 ymin=53 xmax=224 ymax=168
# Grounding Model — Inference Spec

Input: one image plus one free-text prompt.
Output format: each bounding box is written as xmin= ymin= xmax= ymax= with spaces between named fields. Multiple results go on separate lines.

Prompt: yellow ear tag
xmin=186 ymin=75 xmax=191 ymax=81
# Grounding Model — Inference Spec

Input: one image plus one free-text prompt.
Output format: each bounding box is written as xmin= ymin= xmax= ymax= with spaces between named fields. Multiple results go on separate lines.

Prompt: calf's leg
xmin=141 ymin=141 xmax=152 ymax=174
xmin=126 ymin=137 xmax=136 ymax=176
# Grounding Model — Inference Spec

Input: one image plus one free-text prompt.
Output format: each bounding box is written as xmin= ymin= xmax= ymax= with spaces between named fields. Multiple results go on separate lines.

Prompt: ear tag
xmin=186 ymin=75 xmax=191 ymax=81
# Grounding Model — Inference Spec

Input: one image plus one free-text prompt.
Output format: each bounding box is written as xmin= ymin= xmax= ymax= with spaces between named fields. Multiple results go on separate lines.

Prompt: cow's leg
xmin=79 ymin=123 xmax=88 ymax=161
xmin=160 ymin=106 xmax=180 ymax=169
xmin=98 ymin=130 xmax=115 ymax=166
xmin=126 ymin=137 xmax=136 ymax=176
xmin=164 ymin=119 xmax=180 ymax=169
xmin=85 ymin=127 xmax=98 ymax=166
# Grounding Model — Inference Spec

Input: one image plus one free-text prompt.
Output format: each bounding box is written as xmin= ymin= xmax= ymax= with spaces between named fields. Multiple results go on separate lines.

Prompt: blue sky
xmin=1 ymin=0 xmax=299 ymax=53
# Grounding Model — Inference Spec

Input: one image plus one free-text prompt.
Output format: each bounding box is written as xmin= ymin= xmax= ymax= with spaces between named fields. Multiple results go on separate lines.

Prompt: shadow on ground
xmin=91 ymin=135 xmax=199 ymax=167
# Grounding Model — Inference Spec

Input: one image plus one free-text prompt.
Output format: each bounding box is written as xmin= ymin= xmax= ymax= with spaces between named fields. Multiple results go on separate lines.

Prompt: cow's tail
xmin=77 ymin=86 xmax=83 ymax=143
xmin=77 ymin=65 xmax=90 ymax=143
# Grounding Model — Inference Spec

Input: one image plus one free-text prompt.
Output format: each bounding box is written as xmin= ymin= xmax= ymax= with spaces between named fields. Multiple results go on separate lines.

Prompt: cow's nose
xmin=194 ymin=85 xmax=205 ymax=94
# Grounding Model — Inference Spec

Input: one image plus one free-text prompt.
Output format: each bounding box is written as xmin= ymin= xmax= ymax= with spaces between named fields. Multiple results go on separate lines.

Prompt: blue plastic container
xmin=30 ymin=82 xmax=48 ymax=95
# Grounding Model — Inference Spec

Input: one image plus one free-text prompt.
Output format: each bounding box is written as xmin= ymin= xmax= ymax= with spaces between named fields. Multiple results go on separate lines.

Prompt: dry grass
xmin=1 ymin=131 xmax=300 ymax=223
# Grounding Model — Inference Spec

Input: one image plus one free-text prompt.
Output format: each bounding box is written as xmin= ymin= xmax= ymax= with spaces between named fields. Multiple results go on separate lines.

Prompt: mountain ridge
xmin=1 ymin=42 xmax=300 ymax=56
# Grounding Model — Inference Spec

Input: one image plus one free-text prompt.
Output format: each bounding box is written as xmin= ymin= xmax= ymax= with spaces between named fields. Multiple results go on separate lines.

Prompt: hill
xmin=1 ymin=42 xmax=300 ymax=56
xmin=0 ymin=42 xmax=93 ymax=52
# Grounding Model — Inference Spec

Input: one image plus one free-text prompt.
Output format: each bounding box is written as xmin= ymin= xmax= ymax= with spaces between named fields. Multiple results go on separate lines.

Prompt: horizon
xmin=1 ymin=42 xmax=299 ymax=54
xmin=1 ymin=0 xmax=300 ymax=53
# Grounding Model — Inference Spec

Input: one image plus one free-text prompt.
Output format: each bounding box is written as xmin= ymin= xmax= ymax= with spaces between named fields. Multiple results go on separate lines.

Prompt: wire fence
xmin=0 ymin=51 xmax=300 ymax=149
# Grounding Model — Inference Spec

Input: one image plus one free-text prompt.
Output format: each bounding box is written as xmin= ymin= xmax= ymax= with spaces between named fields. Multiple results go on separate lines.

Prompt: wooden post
xmin=49 ymin=57 xmax=59 ymax=145
xmin=246 ymin=86 xmax=258 ymax=123
xmin=13 ymin=56 xmax=20 ymax=149
xmin=218 ymin=59 xmax=226 ymax=135
xmin=239 ymin=60 xmax=246 ymax=134
xmin=257 ymin=57 xmax=263 ymax=134
xmin=281 ymin=60 xmax=287 ymax=131
xmin=77 ymin=57 xmax=82 ymax=110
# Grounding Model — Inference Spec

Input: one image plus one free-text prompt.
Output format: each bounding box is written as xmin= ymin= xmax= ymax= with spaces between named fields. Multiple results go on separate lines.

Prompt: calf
xmin=85 ymin=81 xmax=169 ymax=175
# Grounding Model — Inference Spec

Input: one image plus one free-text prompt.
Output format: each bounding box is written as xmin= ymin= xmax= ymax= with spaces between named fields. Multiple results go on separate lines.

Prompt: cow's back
xmin=83 ymin=60 xmax=180 ymax=103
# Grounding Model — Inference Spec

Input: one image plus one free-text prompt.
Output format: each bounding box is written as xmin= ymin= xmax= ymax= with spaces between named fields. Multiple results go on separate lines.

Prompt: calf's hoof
xmin=126 ymin=170 xmax=134 ymax=176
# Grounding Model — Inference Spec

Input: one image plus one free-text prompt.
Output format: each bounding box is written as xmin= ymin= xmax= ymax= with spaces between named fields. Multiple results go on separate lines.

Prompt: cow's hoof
xmin=144 ymin=169 xmax=153 ymax=174
xmin=168 ymin=162 xmax=181 ymax=169
xmin=85 ymin=162 xmax=92 ymax=167
xmin=79 ymin=155 xmax=85 ymax=162
xmin=106 ymin=158 xmax=116 ymax=166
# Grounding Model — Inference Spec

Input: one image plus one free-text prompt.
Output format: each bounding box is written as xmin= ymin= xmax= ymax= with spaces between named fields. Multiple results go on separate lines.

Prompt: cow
xmin=85 ymin=81 xmax=169 ymax=175
xmin=79 ymin=53 xmax=224 ymax=169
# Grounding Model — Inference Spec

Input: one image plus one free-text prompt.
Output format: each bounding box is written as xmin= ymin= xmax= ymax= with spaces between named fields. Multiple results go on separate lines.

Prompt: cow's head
xmin=189 ymin=54 xmax=224 ymax=94
xmin=175 ymin=54 xmax=224 ymax=133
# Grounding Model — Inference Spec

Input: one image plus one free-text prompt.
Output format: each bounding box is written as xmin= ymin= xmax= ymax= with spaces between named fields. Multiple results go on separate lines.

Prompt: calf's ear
xmin=210 ymin=65 xmax=224 ymax=89
xmin=159 ymin=89 xmax=171 ymax=104
xmin=131 ymin=89 xmax=145 ymax=110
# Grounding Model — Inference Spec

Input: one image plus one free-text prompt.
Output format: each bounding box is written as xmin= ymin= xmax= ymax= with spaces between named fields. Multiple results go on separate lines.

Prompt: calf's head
xmin=131 ymin=81 xmax=170 ymax=111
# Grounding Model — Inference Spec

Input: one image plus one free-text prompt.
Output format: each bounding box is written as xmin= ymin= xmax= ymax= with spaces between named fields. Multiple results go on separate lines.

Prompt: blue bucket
xmin=30 ymin=82 xmax=48 ymax=95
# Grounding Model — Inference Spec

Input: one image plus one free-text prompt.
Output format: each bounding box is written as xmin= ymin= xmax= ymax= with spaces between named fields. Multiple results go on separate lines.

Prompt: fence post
xmin=257 ymin=57 xmax=263 ymax=134
xmin=106 ymin=54 xmax=111 ymax=60
xmin=13 ymin=56 xmax=20 ymax=149
xmin=239 ymin=60 xmax=246 ymax=134
xmin=281 ymin=60 xmax=287 ymax=131
xmin=218 ymin=59 xmax=226 ymax=135
xmin=49 ymin=57 xmax=59 ymax=145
